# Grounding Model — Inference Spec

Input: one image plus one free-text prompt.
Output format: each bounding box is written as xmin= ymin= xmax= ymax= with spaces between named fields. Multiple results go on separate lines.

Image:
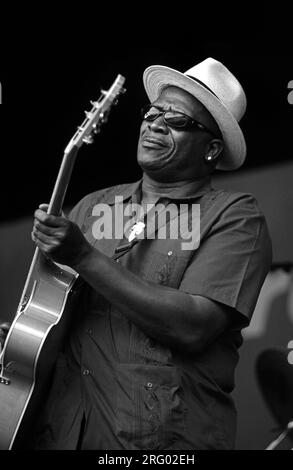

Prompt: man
xmin=1 ymin=58 xmax=272 ymax=450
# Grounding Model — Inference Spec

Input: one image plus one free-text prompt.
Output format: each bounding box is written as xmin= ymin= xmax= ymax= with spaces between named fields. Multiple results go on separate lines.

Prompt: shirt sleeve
xmin=67 ymin=189 xmax=107 ymax=230
xmin=179 ymin=193 xmax=272 ymax=323
xmin=67 ymin=195 xmax=90 ymax=227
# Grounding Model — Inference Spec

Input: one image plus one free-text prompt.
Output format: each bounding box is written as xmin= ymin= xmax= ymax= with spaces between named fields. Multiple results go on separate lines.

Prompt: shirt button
xmin=146 ymin=382 xmax=153 ymax=390
xmin=87 ymin=328 xmax=93 ymax=335
xmin=83 ymin=369 xmax=90 ymax=376
xmin=167 ymin=250 xmax=173 ymax=256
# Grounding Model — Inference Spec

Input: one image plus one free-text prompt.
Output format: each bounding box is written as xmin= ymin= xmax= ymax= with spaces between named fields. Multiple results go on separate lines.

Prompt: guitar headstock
xmin=65 ymin=74 xmax=126 ymax=153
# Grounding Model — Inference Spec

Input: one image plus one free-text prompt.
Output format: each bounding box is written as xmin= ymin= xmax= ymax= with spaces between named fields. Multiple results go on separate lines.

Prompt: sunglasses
xmin=141 ymin=104 xmax=219 ymax=137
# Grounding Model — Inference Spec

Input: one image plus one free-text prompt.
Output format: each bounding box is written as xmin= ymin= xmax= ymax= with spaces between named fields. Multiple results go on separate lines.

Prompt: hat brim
xmin=143 ymin=65 xmax=247 ymax=171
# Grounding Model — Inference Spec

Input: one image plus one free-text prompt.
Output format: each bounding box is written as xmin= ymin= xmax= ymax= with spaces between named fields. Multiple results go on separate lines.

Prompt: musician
xmin=0 ymin=58 xmax=272 ymax=450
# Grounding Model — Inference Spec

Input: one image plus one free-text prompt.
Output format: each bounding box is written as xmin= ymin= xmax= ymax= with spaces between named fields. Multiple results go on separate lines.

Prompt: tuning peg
xmin=98 ymin=112 xmax=105 ymax=124
xmin=120 ymin=87 xmax=127 ymax=95
xmin=90 ymin=100 xmax=99 ymax=108
xmin=92 ymin=123 xmax=100 ymax=135
xmin=100 ymin=89 xmax=108 ymax=96
xmin=82 ymin=135 xmax=94 ymax=144
xmin=85 ymin=111 xmax=93 ymax=118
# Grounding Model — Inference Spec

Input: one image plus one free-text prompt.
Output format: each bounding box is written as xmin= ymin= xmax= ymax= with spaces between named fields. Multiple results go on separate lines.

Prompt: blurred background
xmin=0 ymin=42 xmax=292 ymax=449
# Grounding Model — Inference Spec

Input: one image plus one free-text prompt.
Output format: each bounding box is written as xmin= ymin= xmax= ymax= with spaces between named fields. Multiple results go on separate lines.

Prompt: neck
xmin=142 ymin=173 xmax=211 ymax=196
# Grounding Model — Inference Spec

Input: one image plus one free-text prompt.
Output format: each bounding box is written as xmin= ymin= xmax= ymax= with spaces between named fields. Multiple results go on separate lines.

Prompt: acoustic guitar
xmin=0 ymin=74 xmax=126 ymax=449
xmin=266 ymin=422 xmax=293 ymax=450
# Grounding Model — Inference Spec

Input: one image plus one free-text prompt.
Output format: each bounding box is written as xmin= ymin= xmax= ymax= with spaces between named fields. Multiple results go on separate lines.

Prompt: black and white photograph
xmin=0 ymin=37 xmax=292 ymax=460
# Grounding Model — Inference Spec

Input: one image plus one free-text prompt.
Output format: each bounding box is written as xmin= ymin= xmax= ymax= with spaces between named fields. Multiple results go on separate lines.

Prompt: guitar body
xmin=266 ymin=425 xmax=293 ymax=450
xmin=0 ymin=249 xmax=79 ymax=449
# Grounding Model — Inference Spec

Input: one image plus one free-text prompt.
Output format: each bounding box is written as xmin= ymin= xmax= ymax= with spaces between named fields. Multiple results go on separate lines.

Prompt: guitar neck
xmin=47 ymin=145 xmax=79 ymax=216
xmin=16 ymin=145 xmax=80 ymax=313
xmin=16 ymin=74 xmax=125 ymax=312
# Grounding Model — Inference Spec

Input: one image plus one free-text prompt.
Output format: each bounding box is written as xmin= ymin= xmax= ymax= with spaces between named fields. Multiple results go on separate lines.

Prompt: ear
xmin=204 ymin=139 xmax=224 ymax=164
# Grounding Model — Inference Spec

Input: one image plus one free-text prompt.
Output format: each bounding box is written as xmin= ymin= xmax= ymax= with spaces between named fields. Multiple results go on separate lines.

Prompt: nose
xmin=147 ymin=115 xmax=169 ymax=134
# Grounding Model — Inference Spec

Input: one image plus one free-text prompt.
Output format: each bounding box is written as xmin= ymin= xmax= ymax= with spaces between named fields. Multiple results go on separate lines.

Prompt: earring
xmin=206 ymin=155 xmax=213 ymax=161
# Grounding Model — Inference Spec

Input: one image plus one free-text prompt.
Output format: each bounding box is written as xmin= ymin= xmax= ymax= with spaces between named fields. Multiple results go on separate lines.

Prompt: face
xmin=137 ymin=86 xmax=222 ymax=182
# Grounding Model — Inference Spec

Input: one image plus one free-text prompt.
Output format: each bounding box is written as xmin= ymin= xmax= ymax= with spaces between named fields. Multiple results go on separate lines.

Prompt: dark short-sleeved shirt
xmin=33 ymin=178 xmax=272 ymax=450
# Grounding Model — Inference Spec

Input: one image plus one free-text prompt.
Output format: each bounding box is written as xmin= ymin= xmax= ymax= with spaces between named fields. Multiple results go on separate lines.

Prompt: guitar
xmin=266 ymin=422 xmax=293 ymax=450
xmin=0 ymin=74 xmax=126 ymax=449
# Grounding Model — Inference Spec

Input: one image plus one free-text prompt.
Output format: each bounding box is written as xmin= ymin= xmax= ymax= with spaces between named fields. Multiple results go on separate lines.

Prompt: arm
xmin=72 ymin=247 xmax=232 ymax=353
xmin=32 ymin=207 xmax=232 ymax=353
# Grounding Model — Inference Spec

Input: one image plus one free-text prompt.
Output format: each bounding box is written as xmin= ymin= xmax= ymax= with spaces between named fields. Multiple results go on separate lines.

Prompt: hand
xmin=32 ymin=204 xmax=93 ymax=268
xmin=0 ymin=322 xmax=10 ymax=350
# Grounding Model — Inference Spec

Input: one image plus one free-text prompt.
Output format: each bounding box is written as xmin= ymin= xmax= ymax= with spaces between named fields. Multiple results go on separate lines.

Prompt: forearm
xmin=31 ymin=207 xmax=230 ymax=352
xmin=72 ymin=246 xmax=227 ymax=353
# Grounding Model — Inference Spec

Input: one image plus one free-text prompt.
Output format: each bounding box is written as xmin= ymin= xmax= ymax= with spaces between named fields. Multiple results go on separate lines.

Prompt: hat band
xmin=186 ymin=75 xmax=219 ymax=100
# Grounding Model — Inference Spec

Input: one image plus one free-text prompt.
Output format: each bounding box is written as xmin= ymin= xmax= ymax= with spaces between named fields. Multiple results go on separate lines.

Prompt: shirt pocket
xmin=140 ymin=245 xmax=193 ymax=288
xmin=114 ymin=363 xmax=187 ymax=450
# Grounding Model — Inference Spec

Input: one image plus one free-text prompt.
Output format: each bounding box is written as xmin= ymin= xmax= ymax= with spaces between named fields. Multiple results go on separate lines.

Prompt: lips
xmin=142 ymin=136 xmax=168 ymax=148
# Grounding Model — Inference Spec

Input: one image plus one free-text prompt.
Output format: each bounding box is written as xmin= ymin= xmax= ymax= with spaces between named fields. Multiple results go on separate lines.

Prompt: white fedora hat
xmin=143 ymin=58 xmax=247 ymax=170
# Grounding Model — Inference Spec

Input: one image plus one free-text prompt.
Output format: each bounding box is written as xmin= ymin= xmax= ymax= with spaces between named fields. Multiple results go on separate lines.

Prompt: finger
xmin=34 ymin=219 xmax=60 ymax=236
xmin=38 ymin=204 xmax=66 ymax=218
xmin=39 ymin=203 xmax=49 ymax=212
xmin=32 ymin=228 xmax=60 ymax=246
xmin=34 ymin=209 xmax=64 ymax=227
xmin=31 ymin=232 xmax=55 ymax=254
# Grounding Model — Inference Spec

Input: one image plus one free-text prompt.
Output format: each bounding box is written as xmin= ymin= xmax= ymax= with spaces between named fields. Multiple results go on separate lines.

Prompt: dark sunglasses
xmin=141 ymin=104 xmax=219 ymax=137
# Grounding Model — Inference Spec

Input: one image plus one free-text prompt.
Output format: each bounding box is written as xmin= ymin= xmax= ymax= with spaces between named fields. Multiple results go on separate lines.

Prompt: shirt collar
xmin=141 ymin=175 xmax=212 ymax=201
xmin=105 ymin=179 xmax=141 ymax=205
xmin=105 ymin=176 xmax=212 ymax=206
